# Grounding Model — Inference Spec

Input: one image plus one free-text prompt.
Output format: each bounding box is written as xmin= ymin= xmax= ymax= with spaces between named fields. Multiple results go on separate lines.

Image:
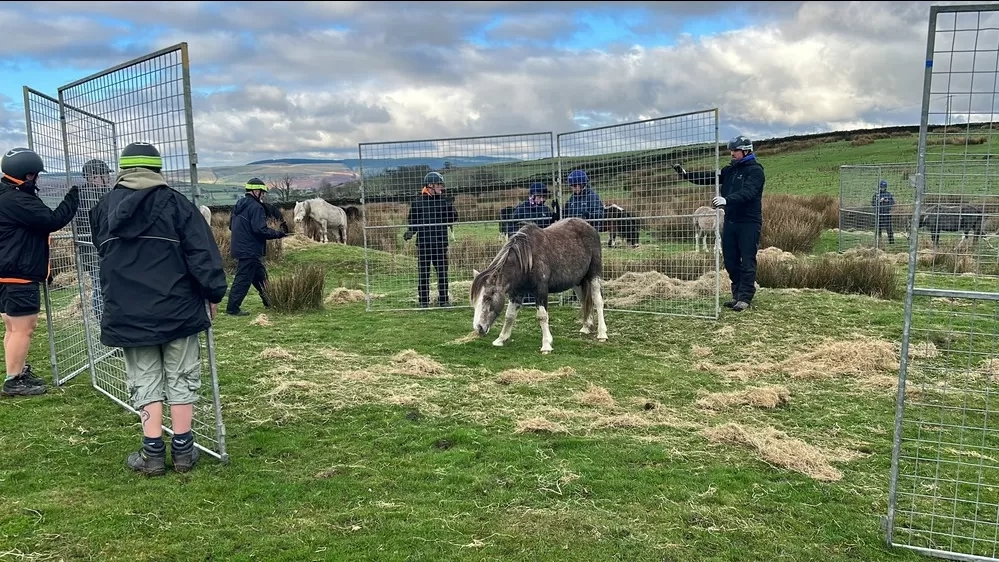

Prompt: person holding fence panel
xmin=673 ymin=134 xmax=765 ymax=312
xmin=78 ymin=158 xmax=115 ymax=317
xmin=0 ymin=147 xmax=79 ymax=397
xmin=89 ymin=141 xmax=228 ymax=476
xmin=403 ymin=171 xmax=458 ymax=308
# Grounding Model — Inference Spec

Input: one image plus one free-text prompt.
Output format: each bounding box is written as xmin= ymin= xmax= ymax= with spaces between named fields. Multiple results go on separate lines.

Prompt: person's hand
xmin=672 ymin=163 xmax=686 ymax=175
xmin=66 ymin=185 xmax=80 ymax=199
xmin=403 ymin=229 xmax=413 ymax=241
xmin=712 ymin=196 xmax=726 ymax=208
xmin=209 ymin=302 xmax=218 ymax=320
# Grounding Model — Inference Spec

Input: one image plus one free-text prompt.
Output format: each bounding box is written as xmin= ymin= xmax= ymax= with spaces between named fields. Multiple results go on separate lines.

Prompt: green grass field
xmin=5 ymin=125 xmax=999 ymax=561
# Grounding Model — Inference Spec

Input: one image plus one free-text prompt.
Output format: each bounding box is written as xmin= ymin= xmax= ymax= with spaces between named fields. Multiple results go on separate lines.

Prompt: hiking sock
xmin=5 ymin=373 xmax=18 ymax=382
xmin=171 ymin=431 xmax=194 ymax=455
xmin=142 ymin=436 xmax=166 ymax=457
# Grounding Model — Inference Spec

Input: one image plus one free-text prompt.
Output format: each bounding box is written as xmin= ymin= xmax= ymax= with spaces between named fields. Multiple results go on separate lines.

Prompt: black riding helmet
xmin=119 ymin=142 xmax=162 ymax=173
xmin=82 ymin=158 xmax=111 ymax=178
xmin=2 ymin=147 xmax=46 ymax=182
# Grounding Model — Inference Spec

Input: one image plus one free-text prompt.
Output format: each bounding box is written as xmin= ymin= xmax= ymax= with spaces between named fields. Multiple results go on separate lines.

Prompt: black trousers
xmin=227 ymin=257 xmax=270 ymax=313
xmin=721 ymin=221 xmax=761 ymax=304
xmin=875 ymin=214 xmax=895 ymax=243
xmin=417 ymin=245 xmax=449 ymax=306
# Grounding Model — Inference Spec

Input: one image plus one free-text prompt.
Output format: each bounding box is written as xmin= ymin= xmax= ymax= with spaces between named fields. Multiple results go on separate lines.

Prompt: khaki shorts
xmin=123 ymin=334 xmax=202 ymax=410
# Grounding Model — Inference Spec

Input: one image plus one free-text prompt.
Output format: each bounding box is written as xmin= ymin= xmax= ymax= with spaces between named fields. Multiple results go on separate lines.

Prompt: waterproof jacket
xmin=872 ymin=190 xmax=895 ymax=215
xmin=0 ymin=178 xmax=79 ymax=283
xmin=89 ymin=168 xmax=228 ymax=348
xmin=511 ymin=199 xmax=554 ymax=229
xmin=683 ymin=154 xmax=766 ymax=224
xmin=407 ymin=191 xmax=457 ymax=249
xmin=563 ymin=186 xmax=605 ymax=229
xmin=229 ymin=194 xmax=286 ymax=259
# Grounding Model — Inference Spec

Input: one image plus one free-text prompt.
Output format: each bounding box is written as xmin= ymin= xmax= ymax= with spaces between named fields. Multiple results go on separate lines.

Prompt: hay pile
xmin=695 ymin=385 xmax=790 ymax=410
xmin=757 ymin=246 xmax=796 ymax=263
xmin=495 ymin=366 xmax=576 ymax=385
xmin=702 ymin=422 xmax=843 ymax=482
xmin=325 ymin=287 xmax=366 ymax=305
xmin=281 ymin=234 xmax=320 ymax=251
xmin=602 ymin=270 xmax=732 ymax=308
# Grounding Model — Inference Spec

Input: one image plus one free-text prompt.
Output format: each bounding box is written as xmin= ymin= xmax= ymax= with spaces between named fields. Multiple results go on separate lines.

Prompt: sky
xmin=0 ymin=0 xmax=996 ymax=168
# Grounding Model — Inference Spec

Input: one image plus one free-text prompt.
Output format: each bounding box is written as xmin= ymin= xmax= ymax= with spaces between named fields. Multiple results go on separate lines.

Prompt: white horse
xmin=693 ymin=205 xmax=723 ymax=253
xmin=294 ymin=198 xmax=348 ymax=244
xmin=199 ymin=205 xmax=212 ymax=224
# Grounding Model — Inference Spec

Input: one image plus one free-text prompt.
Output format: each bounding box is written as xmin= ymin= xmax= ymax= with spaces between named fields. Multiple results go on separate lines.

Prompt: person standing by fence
xmin=403 ymin=172 xmax=458 ymax=308
xmin=226 ymin=178 xmax=287 ymax=316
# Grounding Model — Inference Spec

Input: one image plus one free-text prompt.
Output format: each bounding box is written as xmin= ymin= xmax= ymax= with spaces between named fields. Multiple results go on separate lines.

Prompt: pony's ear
xmin=472 ymin=268 xmax=480 ymax=277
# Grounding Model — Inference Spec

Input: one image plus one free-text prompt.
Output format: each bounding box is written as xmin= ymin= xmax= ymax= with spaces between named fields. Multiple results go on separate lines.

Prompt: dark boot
xmin=1 ymin=375 xmax=46 ymax=397
xmin=20 ymin=364 xmax=46 ymax=387
xmin=126 ymin=448 xmax=167 ymax=477
xmin=172 ymin=447 xmax=201 ymax=474
xmin=732 ymin=301 xmax=751 ymax=312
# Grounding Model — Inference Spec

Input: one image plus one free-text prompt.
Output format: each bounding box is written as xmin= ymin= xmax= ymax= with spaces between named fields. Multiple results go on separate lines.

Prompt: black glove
xmin=672 ymin=163 xmax=686 ymax=175
xmin=403 ymin=229 xmax=413 ymax=241
xmin=66 ymin=185 xmax=80 ymax=201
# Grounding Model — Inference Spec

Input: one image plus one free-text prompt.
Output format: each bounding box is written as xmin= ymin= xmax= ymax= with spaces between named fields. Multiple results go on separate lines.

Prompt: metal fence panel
xmin=22 ymin=87 xmax=96 ymax=386
xmin=357 ymin=132 xmax=556 ymax=311
xmin=52 ymin=42 xmax=228 ymax=463
xmin=887 ymin=5 xmax=999 ymax=561
xmin=556 ymin=110 xmax=721 ymax=319
xmin=838 ymin=163 xmax=919 ymax=254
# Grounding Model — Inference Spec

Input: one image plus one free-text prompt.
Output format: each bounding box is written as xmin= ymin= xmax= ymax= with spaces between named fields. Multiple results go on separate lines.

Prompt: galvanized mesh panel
xmin=48 ymin=43 xmax=227 ymax=463
xmin=556 ymin=110 xmax=721 ymax=319
xmin=22 ymin=87 xmax=93 ymax=386
xmin=357 ymin=132 xmax=556 ymax=312
xmin=887 ymin=5 xmax=999 ymax=561
xmin=838 ymin=163 xmax=918 ymax=254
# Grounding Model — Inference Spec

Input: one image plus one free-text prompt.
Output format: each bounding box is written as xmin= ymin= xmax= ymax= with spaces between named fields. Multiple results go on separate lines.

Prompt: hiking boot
xmin=723 ymin=299 xmax=737 ymax=309
xmin=126 ymin=449 xmax=167 ymax=477
xmin=226 ymin=309 xmax=249 ymax=317
xmin=1 ymin=375 xmax=47 ymax=397
xmin=438 ymin=299 xmax=453 ymax=308
xmin=20 ymin=364 xmax=45 ymax=387
xmin=172 ymin=447 xmax=201 ymax=474
xmin=732 ymin=301 xmax=751 ymax=312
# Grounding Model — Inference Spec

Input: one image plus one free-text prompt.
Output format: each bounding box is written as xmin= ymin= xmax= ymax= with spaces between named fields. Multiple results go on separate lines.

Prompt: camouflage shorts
xmin=123 ymin=334 xmax=202 ymax=410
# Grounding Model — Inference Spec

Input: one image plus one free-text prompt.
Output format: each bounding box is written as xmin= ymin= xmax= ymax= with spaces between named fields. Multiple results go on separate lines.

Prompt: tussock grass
xmin=267 ymin=263 xmax=327 ymax=313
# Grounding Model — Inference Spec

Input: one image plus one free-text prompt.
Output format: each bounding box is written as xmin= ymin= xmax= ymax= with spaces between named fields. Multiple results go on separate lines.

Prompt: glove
xmin=672 ymin=163 xmax=686 ymax=175
xmin=403 ymin=229 xmax=413 ymax=241
xmin=712 ymin=196 xmax=726 ymax=208
xmin=66 ymin=185 xmax=80 ymax=199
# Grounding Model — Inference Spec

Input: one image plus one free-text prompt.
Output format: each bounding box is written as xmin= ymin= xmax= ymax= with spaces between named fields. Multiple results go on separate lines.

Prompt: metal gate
xmin=838 ymin=163 xmax=918 ymax=254
xmin=887 ymin=4 xmax=999 ymax=560
xmin=22 ymin=43 xmax=228 ymax=463
xmin=555 ymin=110 xmax=721 ymax=319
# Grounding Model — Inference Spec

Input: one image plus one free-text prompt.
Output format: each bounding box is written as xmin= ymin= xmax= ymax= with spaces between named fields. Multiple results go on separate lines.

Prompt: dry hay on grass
xmin=697 ymin=336 xmax=939 ymax=394
xmin=757 ymin=246 xmax=796 ymax=263
xmin=695 ymin=385 xmax=790 ymax=411
xmin=575 ymin=383 xmax=616 ymax=408
xmin=49 ymin=295 xmax=83 ymax=321
xmin=603 ymin=270 xmax=732 ymax=308
xmin=495 ymin=366 xmax=576 ymax=385
xmin=702 ymin=422 xmax=843 ymax=482
xmin=385 ymin=349 xmax=449 ymax=378
xmin=325 ymin=287 xmax=366 ymax=305
xmin=260 ymin=346 xmax=294 ymax=361
xmin=281 ymin=233 xmax=320 ymax=251
xmin=514 ymin=417 xmax=570 ymax=435
xmin=251 ymin=313 xmax=272 ymax=327
xmin=50 ymin=271 xmax=78 ymax=289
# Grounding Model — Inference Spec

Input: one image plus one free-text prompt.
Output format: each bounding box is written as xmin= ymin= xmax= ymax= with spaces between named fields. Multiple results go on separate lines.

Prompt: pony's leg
xmin=575 ymin=285 xmax=594 ymax=334
xmin=694 ymin=230 xmax=701 ymax=252
xmin=321 ymin=219 xmax=329 ymax=243
xmin=493 ymin=300 xmax=521 ymax=347
xmin=590 ymin=277 xmax=608 ymax=342
xmin=537 ymin=300 xmax=554 ymax=354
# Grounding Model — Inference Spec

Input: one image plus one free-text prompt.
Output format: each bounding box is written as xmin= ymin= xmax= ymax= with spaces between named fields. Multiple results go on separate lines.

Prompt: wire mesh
xmin=357 ymin=132 xmax=556 ymax=311
xmin=555 ymin=110 xmax=721 ymax=319
xmin=22 ymin=87 xmax=95 ymax=387
xmin=838 ymin=163 xmax=919 ymax=254
xmin=49 ymin=42 xmax=228 ymax=463
xmin=888 ymin=5 xmax=999 ymax=561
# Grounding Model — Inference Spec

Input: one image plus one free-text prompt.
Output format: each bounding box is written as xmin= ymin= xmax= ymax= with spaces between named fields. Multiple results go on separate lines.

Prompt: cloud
xmin=1 ymin=1 xmax=996 ymax=167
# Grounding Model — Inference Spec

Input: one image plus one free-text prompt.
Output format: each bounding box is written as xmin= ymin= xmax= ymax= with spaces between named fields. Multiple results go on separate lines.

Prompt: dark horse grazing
xmin=918 ymin=203 xmax=986 ymax=246
xmin=603 ymin=203 xmax=640 ymax=248
xmin=470 ymin=217 xmax=608 ymax=354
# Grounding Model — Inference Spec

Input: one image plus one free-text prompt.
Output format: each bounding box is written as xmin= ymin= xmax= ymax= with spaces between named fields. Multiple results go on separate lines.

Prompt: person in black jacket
xmin=673 ymin=135 xmax=766 ymax=312
xmin=226 ymin=177 xmax=287 ymax=316
xmin=0 ymin=147 xmax=79 ymax=397
xmin=403 ymin=172 xmax=458 ymax=307
xmin=89 ymin=141 xmax=228 ymax=476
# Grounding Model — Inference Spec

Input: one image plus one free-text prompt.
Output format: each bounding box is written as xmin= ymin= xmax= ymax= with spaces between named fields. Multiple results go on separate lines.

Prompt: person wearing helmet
xmin=872 ymin=179 xmax=895 ymax=245
xmin=0 ymin=147 xmax=80 ymax=397
xmin=403 ymin=171 xmax=458 ymax=307
xmin=509 ymin=181 xmax=560 ymax=305
xmin=226 ymin=177 xmax=287 ymax=316
xmin=77 ymin=158 xmax=115 ymax=317
xmin=673 ymin=134 xmax=765 ymax=312
xmin=88 ymin=141 xmax=228 ymax=476
xmin=562 ymin=169 xmax=605 ymax=231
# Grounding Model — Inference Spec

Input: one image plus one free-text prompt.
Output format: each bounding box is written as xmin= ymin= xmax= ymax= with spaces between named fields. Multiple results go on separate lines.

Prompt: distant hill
xmin=245 ymin=155 xmax=520 ymax=174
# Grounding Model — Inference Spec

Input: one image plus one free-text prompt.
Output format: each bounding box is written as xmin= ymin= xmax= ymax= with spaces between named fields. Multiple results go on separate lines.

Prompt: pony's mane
xmin=470 ymin=226 xmax=538 ymax=299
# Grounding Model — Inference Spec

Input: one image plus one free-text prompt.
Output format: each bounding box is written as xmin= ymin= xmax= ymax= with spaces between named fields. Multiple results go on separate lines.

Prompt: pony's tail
xmin=579 ymin=280 xmax=594 ymax=325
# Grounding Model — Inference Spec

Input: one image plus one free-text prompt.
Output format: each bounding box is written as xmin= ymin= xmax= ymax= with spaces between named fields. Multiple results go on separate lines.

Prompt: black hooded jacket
xmin=229 ymin=194 xmax=286 ymax=259
xmin=0 ymin=178 xmax=79 ymax=283
xmin=89 ymin=168 xmax=228 ymax=348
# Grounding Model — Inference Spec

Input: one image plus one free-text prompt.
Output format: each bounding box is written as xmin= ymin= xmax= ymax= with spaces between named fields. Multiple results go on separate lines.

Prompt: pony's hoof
xmin=492 ymin=338 xmax=506 ymax=347
xmin=597 ymin=337 xmax=608 ymax=343
xmin=541 ymin=349 xmax=552 ymax=355
xmin=579 ymin=327 xmax=591 ymax=335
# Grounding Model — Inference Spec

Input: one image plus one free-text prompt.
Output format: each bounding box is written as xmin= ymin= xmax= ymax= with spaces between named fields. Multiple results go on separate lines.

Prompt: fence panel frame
xmin=886 ymin=4 xmax=999 ymax=561
xmin=838 ymin=163 xmax=919 ymax=254
xmin=49 ymin=42 xmax=228 ymax=464
xmin=554 ymin=109 xmax=721 ymax=320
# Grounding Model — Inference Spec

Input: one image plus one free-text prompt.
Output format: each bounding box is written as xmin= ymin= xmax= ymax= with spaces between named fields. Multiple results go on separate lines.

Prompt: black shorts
xmin=0 ymin=282 xmax=41 ymax=317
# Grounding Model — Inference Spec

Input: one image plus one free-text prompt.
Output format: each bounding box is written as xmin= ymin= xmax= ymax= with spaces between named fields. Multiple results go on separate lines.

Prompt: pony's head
xmin=293 ymin=201 xmax=307 ymax=224
xmin=470 ymin=267 xmax=508 ymax=336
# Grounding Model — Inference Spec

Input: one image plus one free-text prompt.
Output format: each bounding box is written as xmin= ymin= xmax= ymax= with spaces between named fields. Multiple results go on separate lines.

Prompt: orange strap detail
xmin=0 ymin=278 xmax=31 ymax=284
xmin=2 ymin=174 xmax=24 ymax=186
